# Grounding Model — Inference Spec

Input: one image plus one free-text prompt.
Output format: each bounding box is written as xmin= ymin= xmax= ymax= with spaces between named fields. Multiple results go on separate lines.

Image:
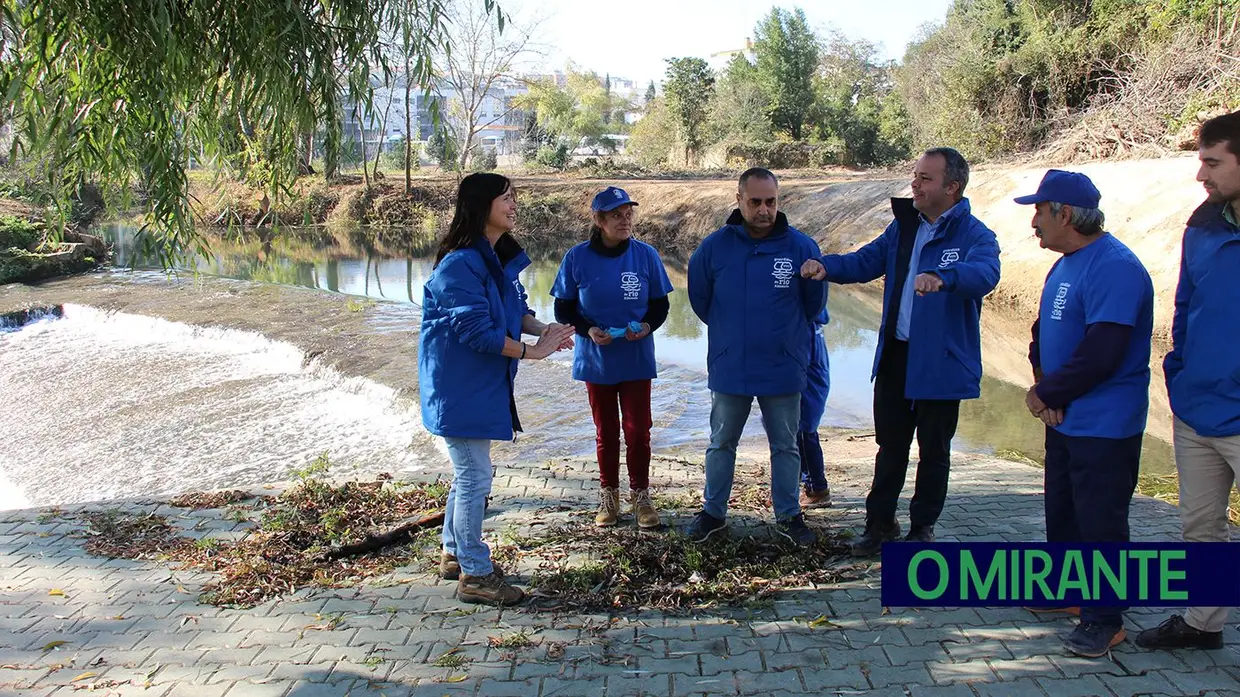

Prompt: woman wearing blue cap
xmin=419 ymin=173 xmax=575 ymax=606
xmin=553 ymin=186 xmax=674 ymax=528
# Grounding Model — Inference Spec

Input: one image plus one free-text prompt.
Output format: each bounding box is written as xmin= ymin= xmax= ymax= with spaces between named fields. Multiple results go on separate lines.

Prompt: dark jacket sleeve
xmin=642 ymin=295 xmax=670 ymax=332
xmin=1034 ymin=322 xmax=1133 ymax=409
xmin=1029 ymin=317 xmax=1041 ymax=379
xmin=554 ymin=298 xmax=595 ymax=338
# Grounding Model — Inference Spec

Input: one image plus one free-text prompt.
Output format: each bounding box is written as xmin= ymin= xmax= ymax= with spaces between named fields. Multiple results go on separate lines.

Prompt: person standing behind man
xmin=801 ymin=148 xmax=1000 ymax=554
xmin=1137 ymin=111 xmax=1240 ymax=652
xmin=1017 ymin=170 xmax=1155 ymax=658
xmin=685 ymin=167 xmax=828 ymax=545
xmin=552 ymin=186 xmax=674 ymax=530
xmin=799 ymin=308 xmax=832 ymax=508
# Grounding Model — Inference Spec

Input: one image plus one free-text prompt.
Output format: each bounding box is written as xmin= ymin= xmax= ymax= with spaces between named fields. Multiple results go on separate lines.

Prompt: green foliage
xmin=897 ymin=0 xmax=1239 ymax=158
xmin=662 ymin=57 xmax=716 ymax=163
xmin=628 ymin=98 xmax=678 ymax=168
xmin=0 ymin=0 xmax=501 ymax=265
xmin=535 ymin=144 xmax=570 ymax=170
xmin=292 ymin=451 xmax=332 ymax=482
xmin=709 ymin=55 xmax=774 ymax=145
xmin=472 ymin=149 xmax=498 ymax=171
xmin=517 ymin=68 xmax=627 ymax=155
xmin=427 ymin=128 xmax=459 ymax=170
xmin=753 ymin=7 xmax=819 ymax=141
xmin=0 ymin=216 xmax=41 ymax=251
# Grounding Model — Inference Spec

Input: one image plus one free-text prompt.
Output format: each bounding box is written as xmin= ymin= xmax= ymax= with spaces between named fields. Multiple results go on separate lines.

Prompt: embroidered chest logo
xmin=772 ymin=258 xmax=794 ymax=289
xmin=939 ymin=248 xmax=960 ymax=267
xmin=1051 ymin=282 xmax=1071 ymax=321
xmin=620 ymin=271 xmax=642 ymax=300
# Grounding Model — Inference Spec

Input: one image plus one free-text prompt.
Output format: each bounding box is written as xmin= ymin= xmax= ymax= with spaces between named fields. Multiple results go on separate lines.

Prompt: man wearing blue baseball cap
xmin=1017 ymin=169 xmax=1155 ymax=658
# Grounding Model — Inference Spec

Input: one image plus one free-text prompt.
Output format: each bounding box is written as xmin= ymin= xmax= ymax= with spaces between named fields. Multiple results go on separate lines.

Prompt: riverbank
xmin=0 ymin=197 xmax=108 ymax=285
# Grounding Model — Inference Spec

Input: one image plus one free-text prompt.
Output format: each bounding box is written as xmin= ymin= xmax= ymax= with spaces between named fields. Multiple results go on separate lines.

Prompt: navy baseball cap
xmin=1014 ymin=170 xmax=1101 ymax=209
xmin=591 ymin=186 xmax=639 ymax=212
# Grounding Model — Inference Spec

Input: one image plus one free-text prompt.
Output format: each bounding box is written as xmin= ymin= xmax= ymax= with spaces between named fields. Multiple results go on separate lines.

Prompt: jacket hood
xmin=725 ymin=209 xmax=790 ymax=239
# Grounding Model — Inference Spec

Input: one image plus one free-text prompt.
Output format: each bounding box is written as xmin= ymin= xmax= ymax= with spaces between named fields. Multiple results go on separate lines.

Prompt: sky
xmin=516 ymin=0 xmax=957 ymax=87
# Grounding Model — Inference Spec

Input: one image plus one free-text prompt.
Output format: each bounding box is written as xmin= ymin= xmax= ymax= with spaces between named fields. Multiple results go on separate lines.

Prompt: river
xmin=0 ymin=225 xmax=1175 ymax=509
xmin=109 ymin=225 xmax=1177 ymax=471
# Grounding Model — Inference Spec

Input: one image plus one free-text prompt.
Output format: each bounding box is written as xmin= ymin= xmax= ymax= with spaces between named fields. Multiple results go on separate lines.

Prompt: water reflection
xmin=103 ymin=225 xmax=1174 ymax=473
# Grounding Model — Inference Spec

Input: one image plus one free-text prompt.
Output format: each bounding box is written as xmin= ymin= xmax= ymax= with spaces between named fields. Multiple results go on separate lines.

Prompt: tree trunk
xmin=404 ymin=62 xmax=414 ymax=195
xmin=373 ymin=88 xmax=395 ymax=178
xmin=356 ymin=102 xmax=370 ymax=190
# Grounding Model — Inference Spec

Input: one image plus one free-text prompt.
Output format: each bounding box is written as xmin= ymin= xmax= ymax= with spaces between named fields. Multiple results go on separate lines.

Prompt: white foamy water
xmin=0 ymin=305 xmax=439 ymax=509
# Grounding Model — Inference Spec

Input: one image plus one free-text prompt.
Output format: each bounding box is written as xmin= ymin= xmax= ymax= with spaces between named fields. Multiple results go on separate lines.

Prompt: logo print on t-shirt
xmin=772 ymin=258 xmax=794 ymax=289
xmin=1051 ymin=282 xmax=1071 ymax=320
xmin=940 ymin=248 xmax=960 ymax=267
xmin=620 ymin=271 xmax=642 ymax=300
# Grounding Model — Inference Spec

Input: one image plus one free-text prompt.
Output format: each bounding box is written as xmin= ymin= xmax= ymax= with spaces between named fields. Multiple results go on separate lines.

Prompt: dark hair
xmin=434 ymin=172 xmax=513 ymax=267
xmin=1200 ymin=111 xmax=1240 ymax=159
xmin=739 ymin=167 xmax=778 ymax=191
xmin=923 ymin=147 xmax=970 ymax=197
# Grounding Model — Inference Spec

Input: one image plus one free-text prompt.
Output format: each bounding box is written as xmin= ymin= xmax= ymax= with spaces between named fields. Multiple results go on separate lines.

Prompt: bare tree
xmin=438 ymin=0 xmax=543 ymax=170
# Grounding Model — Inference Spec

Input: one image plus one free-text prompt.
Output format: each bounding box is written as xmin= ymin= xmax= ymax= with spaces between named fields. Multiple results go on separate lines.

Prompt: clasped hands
xmin=799 ymin=259 xmax=944 ymax=295
xmin=1025 ymin=385 xmax=1065 ymax=427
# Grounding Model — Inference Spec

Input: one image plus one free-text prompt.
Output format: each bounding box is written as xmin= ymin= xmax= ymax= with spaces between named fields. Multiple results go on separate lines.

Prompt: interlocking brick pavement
xmin=4 ymin=442 xmax=1239 ymax=697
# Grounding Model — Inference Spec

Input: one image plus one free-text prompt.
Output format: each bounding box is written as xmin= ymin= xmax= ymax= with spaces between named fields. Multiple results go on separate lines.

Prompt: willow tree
xmin=0 ymin=0 xmax=493 ymax=263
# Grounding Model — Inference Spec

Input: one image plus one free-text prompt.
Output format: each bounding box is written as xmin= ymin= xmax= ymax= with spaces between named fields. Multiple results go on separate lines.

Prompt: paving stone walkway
xmin=3 ymin=438 xmax=1239 ymax=697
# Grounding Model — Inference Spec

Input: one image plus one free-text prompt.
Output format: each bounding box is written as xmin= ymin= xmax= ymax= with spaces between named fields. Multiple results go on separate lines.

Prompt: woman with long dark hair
xmin=552 ymin=186 xmax=673 ymax=529
xmin=419 ymin=172 xmax=574 ymax=606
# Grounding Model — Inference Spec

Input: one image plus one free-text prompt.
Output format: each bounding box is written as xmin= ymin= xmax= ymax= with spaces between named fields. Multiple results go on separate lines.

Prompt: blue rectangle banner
xmin=880 ymin=543 xmax=1240 ymax=607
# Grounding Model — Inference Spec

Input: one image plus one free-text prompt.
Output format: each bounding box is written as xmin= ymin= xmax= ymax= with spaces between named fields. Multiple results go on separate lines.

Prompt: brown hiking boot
xmin=457 ymin=571 xmax=524 ymax=606
xmin=440 ymin=551 xmax=502 ymax=582
xmin=630 ymin=488 xmax=661 ymax=529
xmin=595 ymin=487 xmax=620 ymax=527
xmin=799 ymin=487 xmax=831 ymax=509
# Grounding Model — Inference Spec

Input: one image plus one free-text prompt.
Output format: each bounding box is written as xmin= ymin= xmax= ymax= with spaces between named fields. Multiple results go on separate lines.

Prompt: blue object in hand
xmin=606 ymin=321 xmax=644 ymax=339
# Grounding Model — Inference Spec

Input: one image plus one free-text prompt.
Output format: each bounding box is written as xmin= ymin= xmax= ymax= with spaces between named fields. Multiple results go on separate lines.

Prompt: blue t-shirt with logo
xmin=1038 ymin=233 xmax=1154 ymax=439
xmin=552 ymin=239 xmax=674 ymax=385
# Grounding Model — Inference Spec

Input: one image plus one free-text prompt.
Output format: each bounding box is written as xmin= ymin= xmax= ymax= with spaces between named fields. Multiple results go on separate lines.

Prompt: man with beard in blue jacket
xmin=1137 ymin=111 xmax=1240 ymax=653
xmin=686 ymin=168 xmax=828 ymax=546
xmin=801 ymin=148 xmax=1000 ymax=555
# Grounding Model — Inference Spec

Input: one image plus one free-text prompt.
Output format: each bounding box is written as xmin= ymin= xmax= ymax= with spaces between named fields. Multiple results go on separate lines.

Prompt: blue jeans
xmin=703 ymin=392 xmax=802 ymax=521
xmin=442 ymin=437 xmax=495 ymax=577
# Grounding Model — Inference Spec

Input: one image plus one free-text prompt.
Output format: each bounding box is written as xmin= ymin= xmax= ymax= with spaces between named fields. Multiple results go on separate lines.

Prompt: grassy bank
xmin=0 ymin=209 xmax=106 ymax=285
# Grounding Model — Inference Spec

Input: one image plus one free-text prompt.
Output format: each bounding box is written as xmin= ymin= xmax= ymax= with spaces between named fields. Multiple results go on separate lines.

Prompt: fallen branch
xmin=317 ymin=511 xmax=445 ymax=561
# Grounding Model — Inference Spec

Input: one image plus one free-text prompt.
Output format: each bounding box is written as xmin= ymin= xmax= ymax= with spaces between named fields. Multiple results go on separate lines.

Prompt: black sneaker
xmin=904 ymin=525 xmax=935 ymax=542
xmin=850 ymin=520 xmax=902 ymax=557
xmin=1064 ymin=622 xmax=1126 ymax=658
xmin=1135 ymin=614 xmax=1224 ymax=650
xmin=684 ymin=510 xmax=727 ymax=542
xmin=776 ymin=513 xmax=817 ymax=546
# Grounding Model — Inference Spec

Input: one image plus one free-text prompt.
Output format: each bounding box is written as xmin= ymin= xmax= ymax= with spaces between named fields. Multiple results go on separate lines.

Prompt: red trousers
xmin=585 ymin=380 xmax=652 ymax=490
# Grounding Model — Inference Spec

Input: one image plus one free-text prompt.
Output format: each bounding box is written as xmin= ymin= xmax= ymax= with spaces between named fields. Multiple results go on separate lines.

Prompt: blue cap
xmin=1013 ymin=170 xmax=1101 ymax=209
xmin=591 ymin=186 xmax=639 ymax=212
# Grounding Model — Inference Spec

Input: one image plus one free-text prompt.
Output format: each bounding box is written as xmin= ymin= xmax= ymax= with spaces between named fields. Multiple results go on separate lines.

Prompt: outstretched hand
xmin=800 ymin=259 xmax=827 ymax=281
